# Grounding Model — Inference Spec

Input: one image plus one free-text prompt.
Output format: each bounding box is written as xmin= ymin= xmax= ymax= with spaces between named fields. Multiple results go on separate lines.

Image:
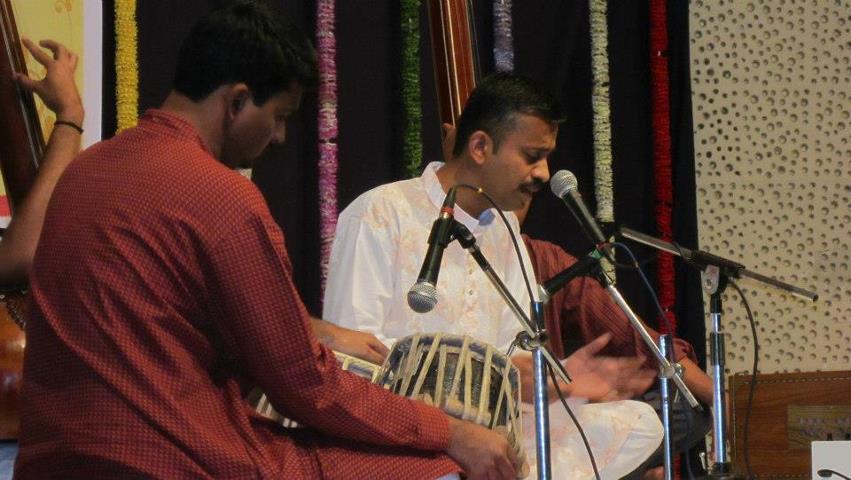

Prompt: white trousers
xmin=522 ymin=399 xmax=663 ymax=480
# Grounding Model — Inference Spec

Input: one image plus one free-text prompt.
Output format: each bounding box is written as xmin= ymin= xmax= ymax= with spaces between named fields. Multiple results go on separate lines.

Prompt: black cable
xmin=548 ymin=363 xmax=601 ymax=480
xmin=818 ymin=469 xmax=851 ymax=480
xmin=610 ymin=242 xmax=674 ymax=346
xmin=610 ymin=241 xmax=700 ymax=475
xmin=450 ymin=184 xmax=600 ymax=478
xmin=730 ymin=280 xmax=758 ymax=480
xmin=453 ymin=184 xmax=536 ymax=307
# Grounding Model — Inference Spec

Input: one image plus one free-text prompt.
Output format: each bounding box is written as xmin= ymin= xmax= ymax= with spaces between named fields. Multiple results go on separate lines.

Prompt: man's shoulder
xmin=522 ymin=235 xmax=561 ymax=254
xmin=339 ymin=176 xmax=423 ymax=221
xmin=523 ymin=235 xmax=577 ymax=269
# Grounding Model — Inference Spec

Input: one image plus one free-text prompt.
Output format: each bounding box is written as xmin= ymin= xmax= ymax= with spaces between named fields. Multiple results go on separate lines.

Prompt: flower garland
xmin=493 ymin=0 xmax=514 ymax=72
xmin=649 ymin=0 xmax=676 ymax=336
xmin=589 ymin=0 xmax=614 ymax=224
xmin=401 ymin=0 xmax=422 ymax=178
xmin=316 ymin=0 xmax=339 ymax=292
xmin=589 ymin=0 xmax=617 ymax=280
xmin=114 ymin=0 xmax=138 ymax=132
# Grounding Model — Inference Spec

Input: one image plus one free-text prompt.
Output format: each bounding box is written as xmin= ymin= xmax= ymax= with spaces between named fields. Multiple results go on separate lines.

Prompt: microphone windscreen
xmin=550 ymin=170 xmax=578 ymax=199
xmin=407 ymin=282 xmax=438 ymax=313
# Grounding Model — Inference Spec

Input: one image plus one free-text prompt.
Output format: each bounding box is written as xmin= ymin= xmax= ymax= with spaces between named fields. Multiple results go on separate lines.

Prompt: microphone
xmin=537 ymin=249 xmax=604 ymax=304
xmin=407 ymin=187 xmax=458 ymax=313
xmin=550 ymin=170 xmax=608 ymax=247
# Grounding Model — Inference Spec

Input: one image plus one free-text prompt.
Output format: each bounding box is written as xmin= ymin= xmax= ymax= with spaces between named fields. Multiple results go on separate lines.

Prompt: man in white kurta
xmin=324 ymin=73 xmax=662 ymax=479
xmin=324 ymin=163 xmax=662 ymax=479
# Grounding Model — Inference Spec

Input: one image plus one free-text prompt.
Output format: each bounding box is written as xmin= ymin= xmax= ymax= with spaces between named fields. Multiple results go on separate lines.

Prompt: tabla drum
xmin=379 ymin=333 xmax=523 ymax=454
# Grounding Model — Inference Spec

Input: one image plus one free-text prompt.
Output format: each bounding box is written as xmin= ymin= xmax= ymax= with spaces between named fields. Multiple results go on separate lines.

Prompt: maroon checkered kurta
xmin=16 ymin=110 xmax=459 ymax=479
xmin=523 ymin=235 xmax=695 ymax=364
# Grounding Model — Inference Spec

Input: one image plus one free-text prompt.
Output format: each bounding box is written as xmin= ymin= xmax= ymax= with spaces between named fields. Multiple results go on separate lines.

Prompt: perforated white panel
xmin=689 ymin=1 xmax=851 ymax=376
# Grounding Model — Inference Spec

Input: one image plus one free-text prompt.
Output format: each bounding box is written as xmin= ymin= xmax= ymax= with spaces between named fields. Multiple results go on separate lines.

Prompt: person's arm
xmin=446 ymin=416 xmax=519 ymax=480
xmin=574 ymin=287 xmax=715 ymax=404
xmin=207 ymin=204 xmax=518 ymax=478
xmin=512 ymin=333 xmax=656 ymax=403
xmin=311 ymin=317 xmax=389 ymax=364
xmin=676 ymin=355 xmax=713 ymax=405
xmin=547 ymin=241 xmax=715 ymax=405
xmin=0 ymin=39 xmax=83 ymax=284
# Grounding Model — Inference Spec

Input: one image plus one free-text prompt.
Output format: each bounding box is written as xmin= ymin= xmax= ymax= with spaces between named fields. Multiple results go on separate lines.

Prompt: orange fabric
xmin=16 ymin=110 xmax=457 ymax=479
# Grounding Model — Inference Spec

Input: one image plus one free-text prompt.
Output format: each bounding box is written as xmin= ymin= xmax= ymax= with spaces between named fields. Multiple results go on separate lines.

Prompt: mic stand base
xmin=706 ymin=463 xmax=743 ymax=480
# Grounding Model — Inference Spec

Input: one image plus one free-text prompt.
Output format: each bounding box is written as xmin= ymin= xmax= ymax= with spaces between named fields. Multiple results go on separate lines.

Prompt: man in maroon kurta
xmin=522 ymin=234 xmax=714 ymax=474
xmin=15 ymin=2 xmax=517 ymax=478
xmin=524 ymin=235 xmax=697 ymax=367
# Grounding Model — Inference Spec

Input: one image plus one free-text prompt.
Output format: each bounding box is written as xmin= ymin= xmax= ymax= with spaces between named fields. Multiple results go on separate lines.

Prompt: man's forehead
xmin=507 ymin=114 xmax=557 ymax=147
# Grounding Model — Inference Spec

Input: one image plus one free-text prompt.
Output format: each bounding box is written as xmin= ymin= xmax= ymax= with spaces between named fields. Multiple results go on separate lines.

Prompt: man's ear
xmin=225 ymin=83 xmax=251 ymax=119
xmin=467 ymin=130 xmax=491 ymax=166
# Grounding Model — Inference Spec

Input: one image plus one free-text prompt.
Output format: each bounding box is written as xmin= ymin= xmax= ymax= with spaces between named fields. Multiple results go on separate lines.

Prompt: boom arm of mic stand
xmin=597 ymin=273 xmax=702 ymax=411
xmin=620 ymin=227 xmax=818 ymax=302
xmin=451 ymin=222 xmax=571 ymax=385
xmin=467 ymin=244 xmax=571 ymax=385
xmin=537 ymin=245 xmax=701 ymax=410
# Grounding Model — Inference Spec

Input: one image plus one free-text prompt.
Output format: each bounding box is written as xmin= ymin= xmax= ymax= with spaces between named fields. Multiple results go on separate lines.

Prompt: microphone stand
xmin=450 ymin=220 xmax=570 ymax=480
xmin=619 ymin=227 xmax=818 ymax=479
xmin=539 ymin=247 xmax=702 ymax=480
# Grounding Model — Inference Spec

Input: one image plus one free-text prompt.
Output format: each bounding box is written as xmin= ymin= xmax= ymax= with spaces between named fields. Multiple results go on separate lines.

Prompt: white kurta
xmin=324 ymin=162 xmax=662 ymax=479
xmin=324 ymin=162 xmax=535 ymax=352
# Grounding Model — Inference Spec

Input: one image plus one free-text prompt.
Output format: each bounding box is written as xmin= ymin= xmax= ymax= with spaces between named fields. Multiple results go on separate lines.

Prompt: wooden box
xmin=729 ymin=370 xmax=851 ymax=479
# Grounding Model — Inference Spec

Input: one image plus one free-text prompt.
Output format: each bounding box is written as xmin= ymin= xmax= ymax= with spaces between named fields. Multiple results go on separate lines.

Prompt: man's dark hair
xmin=173 ymin=0 xmax=317 ymax=105
xmin=453 ymin=72 xmax=563 ymax=157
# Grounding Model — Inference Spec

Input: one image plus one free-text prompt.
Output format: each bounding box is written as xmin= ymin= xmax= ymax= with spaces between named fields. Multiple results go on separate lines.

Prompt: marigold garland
xmin=317 ymin=0 xmax=339 ymax=292
xmin=493 ymin=0 xmax=514 ymax=72
xmin=115 ymin=0 xmax=138 ymax=132
xmin=401 ymin=0 xmax=422 ymax=178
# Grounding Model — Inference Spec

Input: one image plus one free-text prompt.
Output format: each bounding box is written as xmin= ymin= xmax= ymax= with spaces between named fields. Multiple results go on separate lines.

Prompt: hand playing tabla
xmin=561 ymin=333 xmax=656 ymax=402
xmin=310 ymin=317 xmax=389 ymax=364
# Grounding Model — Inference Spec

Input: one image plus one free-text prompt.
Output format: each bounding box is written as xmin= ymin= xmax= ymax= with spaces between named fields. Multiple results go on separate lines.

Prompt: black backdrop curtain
xmin=100 ymin=0 xmax=704 ymax=364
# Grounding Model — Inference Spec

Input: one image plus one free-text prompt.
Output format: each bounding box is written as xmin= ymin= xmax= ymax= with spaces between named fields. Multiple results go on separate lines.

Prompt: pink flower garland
xmin=317 ymin=0 xmax=338 ymax=293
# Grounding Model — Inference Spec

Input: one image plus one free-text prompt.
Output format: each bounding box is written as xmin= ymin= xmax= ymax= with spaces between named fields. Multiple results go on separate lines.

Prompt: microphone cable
xmin=819 ymin=470 xmax=851 ymax=480
xmin=452 ymin=184 xmax=601 ymax=480
xmin=729 ymin=279 xmax=759 ymax=480
xmin=452 ymin=184 xmax=537 ymax=314
xmin=610 ymin=242 xmax=674 ymax=343
xmin=610 ymin=241 xmax=693 ymax=474
xmin=548 ymin=365 xmax=602 ymax=480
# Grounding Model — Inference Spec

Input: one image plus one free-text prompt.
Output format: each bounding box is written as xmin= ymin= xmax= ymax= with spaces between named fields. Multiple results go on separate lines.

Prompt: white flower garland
xmin=590 ymin=0 xmax=616 ymax=278
xmin=589 ymin=0 xmax=614 ymax=224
